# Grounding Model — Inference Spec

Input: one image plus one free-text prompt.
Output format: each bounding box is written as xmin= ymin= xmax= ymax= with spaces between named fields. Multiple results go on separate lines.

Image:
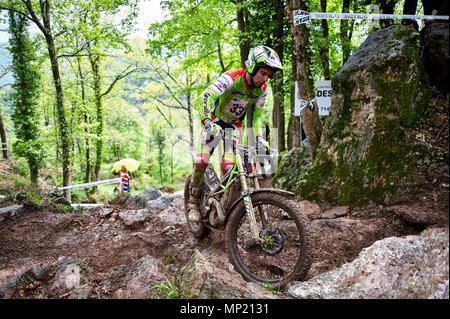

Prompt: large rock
xmin=272 ymin=147 xmax=311 ymax=191
xmin=118 ymin=209 xmax=155 ymax=228
xmin=147 ymin=193 xmax=183 ymax=213
xmin=110 ymin=255 xmax=170 ymax=299
xmin=127 ymin=195 xmax=146 ymax=209
xmin=420 ymin=23 xmax=449 ymax=93
xmin=0 ymin=257 xmax=95 ymax=299
xmin=288 ymin=227 xmax=449 ymax=299
xmin=291 ymin=25 xmax=430 ymax=206
xmin=141 ymin=187 xmax=162 ymax=202
xmin=179 ymin=250 xmax=278 ymax=299
xmin=306 ymin=216 xmax=388 ymax=278
xmin=386 ymin=204 xmax=449 ymax=227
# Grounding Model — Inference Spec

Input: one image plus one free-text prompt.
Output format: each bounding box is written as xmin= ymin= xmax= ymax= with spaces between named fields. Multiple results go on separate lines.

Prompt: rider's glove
xmin=256 ymin=136 xmax=270 ymax=151
xmin=204 ymin=118 xmax=223 ymax=137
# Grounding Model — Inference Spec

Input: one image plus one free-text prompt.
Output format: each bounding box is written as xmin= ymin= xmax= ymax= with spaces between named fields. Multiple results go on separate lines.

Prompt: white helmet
xmin=245 ymin=45 xmax=283 ymax=76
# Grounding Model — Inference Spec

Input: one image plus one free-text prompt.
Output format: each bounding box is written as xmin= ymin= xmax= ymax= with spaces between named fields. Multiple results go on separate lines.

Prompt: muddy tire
xmin=226 ymin=192 xmax=311 ymax=287
xmin=184 ymin=174 xmax=211 ymax=239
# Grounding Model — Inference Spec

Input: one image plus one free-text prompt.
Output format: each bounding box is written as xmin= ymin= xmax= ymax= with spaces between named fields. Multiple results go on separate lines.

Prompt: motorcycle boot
xmin=187 ymin=184 xmax=202 ymax=223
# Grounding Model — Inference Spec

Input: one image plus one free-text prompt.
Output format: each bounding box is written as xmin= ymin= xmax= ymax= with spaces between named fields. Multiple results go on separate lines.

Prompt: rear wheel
xmin=226 ymin=192 xmax=311 ymax=288
xmin=184 ymin=174 xmax=211 ymax=239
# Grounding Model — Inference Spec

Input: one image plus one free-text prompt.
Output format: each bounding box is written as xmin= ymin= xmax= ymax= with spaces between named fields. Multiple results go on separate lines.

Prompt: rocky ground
xmin=0 ymin=169 xmax=448 ymax=299
xmin=0 ymin=96 xmax=448 ymax=300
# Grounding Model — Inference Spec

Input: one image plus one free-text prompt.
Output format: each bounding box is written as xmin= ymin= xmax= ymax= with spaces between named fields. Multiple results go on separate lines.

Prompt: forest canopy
xmin=0 ymin=0 xmax=430 ymax=202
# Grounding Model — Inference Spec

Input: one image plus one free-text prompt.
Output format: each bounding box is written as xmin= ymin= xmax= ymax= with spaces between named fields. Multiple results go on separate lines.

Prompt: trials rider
xmin=188 ymin=45 xmax=283 ymax=223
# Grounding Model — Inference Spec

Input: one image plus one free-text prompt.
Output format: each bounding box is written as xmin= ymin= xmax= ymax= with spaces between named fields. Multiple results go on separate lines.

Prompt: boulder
xmin=110 ymin=255 xmax=170 ymax=299
xmin=291 ymin=25 xmax=430 ymax=206
xmin=179 ymin=250 xmax=278 ymax=299
xmin=386 ymin=204 xmax=448 ymax=227
xmin=0 ymin=205 xmax=22 ymax=216
xmin=288 ymin=227 xmax=449 ymax=299
xmin=147 ymin=193 xmax=183 ymax=213
xmin=272 ymin=147 xmax=311 ymax=190
xmin=158 ymin=196 xmax=186 ymax=224
xmin=141 ymin=187 xmax=162 ymax=202
xmin=0 ymin=257 xmax=94 ymax=299
xmin=127 ymin=194 xmax=146 ymax=209
xmin=118 ymin=209 xmax=155 ymax=228
xmin=321 ymin=206 xmax=348 ymax=219
xmin=295 ymin=200 xmax=323 ymax=220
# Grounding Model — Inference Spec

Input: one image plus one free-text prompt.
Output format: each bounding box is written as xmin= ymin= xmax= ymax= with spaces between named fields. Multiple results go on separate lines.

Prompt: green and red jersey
xmin=198 ymin=69 xmax=268 ymax=138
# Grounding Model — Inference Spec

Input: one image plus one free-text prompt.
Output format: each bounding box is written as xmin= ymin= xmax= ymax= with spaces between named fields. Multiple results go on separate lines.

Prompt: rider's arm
xmin=198 ymin=73 xmax=234 ymax=124
xmin=252 ymin=84 xmax=268 ymax=139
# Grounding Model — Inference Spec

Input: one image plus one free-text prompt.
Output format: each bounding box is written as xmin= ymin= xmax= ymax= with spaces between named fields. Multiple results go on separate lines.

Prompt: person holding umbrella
xmin=119 ymin=165 xmax=130 ymax=194
xmin=111 ymin=158 xmax=140 ymax=194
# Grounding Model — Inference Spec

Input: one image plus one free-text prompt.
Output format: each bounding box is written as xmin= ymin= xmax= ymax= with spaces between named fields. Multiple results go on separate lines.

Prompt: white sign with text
xmin=315 ymin=80 xmax=332 ymax=116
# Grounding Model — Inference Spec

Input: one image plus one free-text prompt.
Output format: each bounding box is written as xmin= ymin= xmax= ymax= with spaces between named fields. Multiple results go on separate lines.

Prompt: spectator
xmin=119 ymin=165 xmax=130 ymax=194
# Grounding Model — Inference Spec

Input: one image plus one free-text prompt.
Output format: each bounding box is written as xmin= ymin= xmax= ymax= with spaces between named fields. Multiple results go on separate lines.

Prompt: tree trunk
xmin=287 ymin=55 xmax=301 ymax=149
xmin=271 ymin=0 xmax=286 ymax=153
xmin=377 ymin=0 xmax=398 ymax=28
xmin=42 ymin=16 xmax=71 ymax=201
xmin=235 ymin=0 xmax=254 ymax=144
xmin=340 ymin=0 xmax=352 ymax=65
xmin=235 ymin=0 xmax=250 ymax=69
xmin=0 ymin=111 xmax=7 ymax=159
xmin=320 ymin=0 xmax=330 ymax=80
xmin=286 ymin=1 xmax=300 ymax=150
xmin=402 ymin=0 xmax=418 ymax=14
xmin=288 ymin=0 xmax=322 ymax=158
xmin=76 ymin=56 xmax=91 ymax=184
xmin=187 ymin=84 xmax=194 ymax=158
xmin=217 ymin=42 xmax=226 ymax=73
xmin=89 ymin=54 xmax=103 ymax=187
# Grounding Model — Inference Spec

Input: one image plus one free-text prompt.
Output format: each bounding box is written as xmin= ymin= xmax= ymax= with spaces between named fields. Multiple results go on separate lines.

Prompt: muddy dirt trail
xmin=0 ymin=166 xmax=448 ymax=299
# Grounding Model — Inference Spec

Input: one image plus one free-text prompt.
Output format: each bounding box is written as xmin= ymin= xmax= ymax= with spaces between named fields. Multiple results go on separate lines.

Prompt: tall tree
xmin=340 ymin=0 xmax=355 ymax=65
xmin=0 ymin=109 xmax=7 ymax=159
xmin=0 ymin=66 xmax=9 ymax=159
xmin=73 ymin=0 xmax=138 ymax=185
xmin=377 ymin=0 xmax=398 ymax=28
xmin=319 ymin=0 xmax=330 ymax=80
xmin=8 ymin=10 xmax=44 ymax=183
xmin=146 ymin=0 xmax=237 ymax=160
xmin=402 ymin=0 xmax=418 ymax=14
xmin=234 ymin=0 xmax=250 ymax=69
xmin=270 ymin=0 xmax=286 ymax=152
xmin=1 ymin=0 xmax=72 ymax=199
xmin=287 ymin=0 xmax=322 ymax=158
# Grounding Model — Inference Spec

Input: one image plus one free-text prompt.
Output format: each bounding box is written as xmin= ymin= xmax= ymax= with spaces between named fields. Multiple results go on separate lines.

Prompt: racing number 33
xmin=229 ymin=104 xmax=245 ymax=116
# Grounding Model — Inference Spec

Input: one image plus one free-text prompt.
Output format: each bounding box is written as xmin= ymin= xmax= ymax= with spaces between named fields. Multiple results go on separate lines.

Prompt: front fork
xmin=235 ymin=152 xmax=265 ymax=244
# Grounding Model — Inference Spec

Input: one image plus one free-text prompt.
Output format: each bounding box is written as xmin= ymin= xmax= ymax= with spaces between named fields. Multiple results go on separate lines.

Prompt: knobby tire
xmin=226 ymin=192 xmax=311 ymax=287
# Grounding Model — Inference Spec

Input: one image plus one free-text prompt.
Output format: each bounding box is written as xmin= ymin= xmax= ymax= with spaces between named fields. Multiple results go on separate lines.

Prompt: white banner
xmin=315 ymin=81 xmax=332 ymax=116
xmin=57 ymin=178 xmax=122 ymax=190
xmin=294 ymin=10 xmax=449 ymax=26
xmin=294 ymin=81 xmax=309 ymax=116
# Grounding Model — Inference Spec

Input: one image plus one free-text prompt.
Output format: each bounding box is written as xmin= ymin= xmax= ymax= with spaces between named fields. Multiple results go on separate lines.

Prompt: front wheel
xmin=226 ymin=192 xmax=311 ymax=288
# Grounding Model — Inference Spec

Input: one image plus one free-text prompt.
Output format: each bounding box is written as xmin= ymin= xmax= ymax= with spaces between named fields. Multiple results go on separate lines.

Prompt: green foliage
xmin=150 ymin=266 xmax=186 ymax=299
xmin=1 ymin=0 xmax=432 ymax=207
xmin=261 ymin=281 xmax=282 ymax=294
xmin=7 ymin=11 xmax=45 ymax=184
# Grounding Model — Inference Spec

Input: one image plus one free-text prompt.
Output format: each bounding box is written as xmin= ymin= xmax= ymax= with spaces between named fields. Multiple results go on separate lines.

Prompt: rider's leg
xmin=221 ymin=123 xmax=242 ymax=176
xmin=189 ymin=128 xmax=220 ymax=222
